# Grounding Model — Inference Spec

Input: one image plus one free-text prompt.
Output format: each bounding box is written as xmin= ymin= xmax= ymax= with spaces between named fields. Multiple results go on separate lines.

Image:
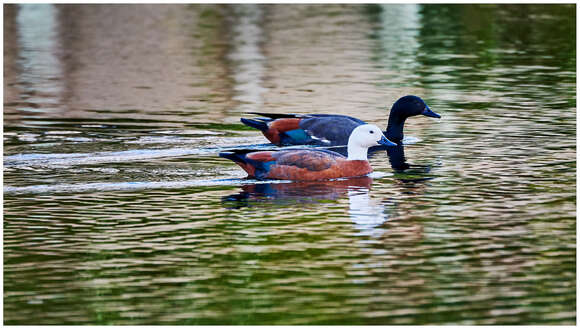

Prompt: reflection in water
xmin=386 ymin=144 xmax=409 ymax=171
xmin=347 ymin=188 xmax=388 ymax=235
xmin=372 ymin=4 xmax=421 ymax=77
xmin=386 ymin=144 xmax=433 ymax=176
xmin=223 ymin=176 xmax=392 ymax=235
xmin=226 ymin=5 xmax=267 ymax=113
xmin=325 ymin=143 xmax=434 ymax=175
xmin=6 ymin=4 xmax=63 ymax=115
xmin=223 ymin=176 xmax=372 ymax=206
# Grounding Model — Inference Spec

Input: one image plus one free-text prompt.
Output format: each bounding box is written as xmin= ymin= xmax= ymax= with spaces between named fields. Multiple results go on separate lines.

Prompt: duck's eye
xmin=370 ymin=130 xmax=374 ymax=134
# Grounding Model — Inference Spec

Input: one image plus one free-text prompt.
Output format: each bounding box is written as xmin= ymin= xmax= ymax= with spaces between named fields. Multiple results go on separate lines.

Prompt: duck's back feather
xmin=299 ymin=116 xmax=365 ymax=146
xmin=220 ymin=148 xmax=372 ymax=181
xmin=241 ymin=113 xmax=367 ymax=146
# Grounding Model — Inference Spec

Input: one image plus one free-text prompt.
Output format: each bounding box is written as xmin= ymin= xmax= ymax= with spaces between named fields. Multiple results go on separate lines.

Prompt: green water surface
xmin=4 ymin=4 xmax=576 ymax=325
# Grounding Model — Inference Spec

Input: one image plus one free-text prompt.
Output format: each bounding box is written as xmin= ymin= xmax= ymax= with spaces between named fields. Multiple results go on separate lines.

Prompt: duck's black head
xmin=391 ymin=95 xmax=440 ymax=119
xmin=385 ymin=95 xmax=440 ymax=143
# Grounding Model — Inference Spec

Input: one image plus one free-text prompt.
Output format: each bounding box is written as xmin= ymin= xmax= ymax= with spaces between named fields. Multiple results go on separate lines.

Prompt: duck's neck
xmin=385 ymin=112 xmax=407 ymax=143
xmin=347 ymin=144 xmax=369 ymax=161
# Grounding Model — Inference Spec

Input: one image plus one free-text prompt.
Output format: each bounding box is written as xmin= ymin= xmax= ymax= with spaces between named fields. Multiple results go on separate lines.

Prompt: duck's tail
xmin=241 ymin=113 xmax=306 ymax=132
xmin=219 ymin=149 xmax=254 ymax=164
xmin=220 ymin=149 xmax=275 ymax=179
xmin=241 ymin=118 xmax=269 ymax=132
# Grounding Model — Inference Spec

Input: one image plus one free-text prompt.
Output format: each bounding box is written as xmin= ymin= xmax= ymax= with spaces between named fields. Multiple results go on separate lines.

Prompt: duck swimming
xmin=240 ymin=95 xmax=440 ymax=146
xmin=219 ymin=124 xmax=395 ymax=181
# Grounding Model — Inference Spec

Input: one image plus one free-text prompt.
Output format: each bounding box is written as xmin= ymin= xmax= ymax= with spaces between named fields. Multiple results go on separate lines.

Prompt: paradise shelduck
xmin=219 ymin=124 xmax=395 ymax=181
xmin=240 ymin=95 xmax=440 ymax=146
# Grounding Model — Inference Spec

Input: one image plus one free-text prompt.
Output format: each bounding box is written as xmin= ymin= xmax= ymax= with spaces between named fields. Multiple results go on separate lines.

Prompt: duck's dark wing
xmin=243 ymin=113 xmax=367 ymax=146
xmin=299 ymin=115 xmax=366 ymax=146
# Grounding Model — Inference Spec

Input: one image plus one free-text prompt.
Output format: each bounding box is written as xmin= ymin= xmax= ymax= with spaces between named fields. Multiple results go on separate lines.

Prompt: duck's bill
xmin=378 ymin=135 xmax=397 ymax=147
xmin=422 ymin=105 xmax=441 ymax=118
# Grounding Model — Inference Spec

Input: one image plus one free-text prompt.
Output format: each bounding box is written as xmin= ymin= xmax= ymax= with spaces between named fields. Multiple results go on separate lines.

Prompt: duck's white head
xmin=347 ymin=124 xmax=396 ymax=160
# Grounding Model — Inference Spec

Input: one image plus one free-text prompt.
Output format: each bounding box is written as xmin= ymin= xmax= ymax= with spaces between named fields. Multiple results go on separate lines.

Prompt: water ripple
xmin=4 ymin=3 xmax=575 ymax=326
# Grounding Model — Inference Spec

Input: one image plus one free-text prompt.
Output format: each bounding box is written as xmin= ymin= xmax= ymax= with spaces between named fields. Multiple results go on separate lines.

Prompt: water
xmin=3 ymin=4 xmax=576 ymax=325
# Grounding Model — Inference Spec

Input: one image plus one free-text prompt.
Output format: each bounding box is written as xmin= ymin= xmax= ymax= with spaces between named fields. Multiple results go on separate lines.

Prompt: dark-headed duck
xmin=241 ymin=95 xmax=440 ymax=146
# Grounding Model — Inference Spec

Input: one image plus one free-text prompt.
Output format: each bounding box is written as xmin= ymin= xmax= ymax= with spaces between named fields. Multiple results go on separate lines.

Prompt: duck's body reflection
xmin=223 ymin=176 xmax=390 ymax=236
xmin=224 ymin=176 xmax=373 ymax=206
xmin=347 ymin=187 xmax=390 ymax=235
